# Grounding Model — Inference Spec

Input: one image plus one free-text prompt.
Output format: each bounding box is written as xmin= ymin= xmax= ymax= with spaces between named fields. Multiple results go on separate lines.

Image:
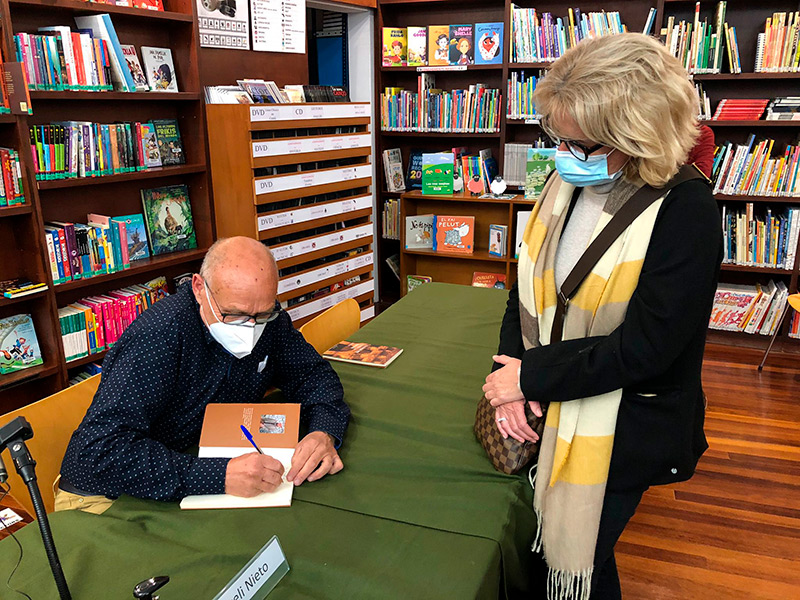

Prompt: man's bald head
xmin=193 ymin=237 xmax=278 ymax=320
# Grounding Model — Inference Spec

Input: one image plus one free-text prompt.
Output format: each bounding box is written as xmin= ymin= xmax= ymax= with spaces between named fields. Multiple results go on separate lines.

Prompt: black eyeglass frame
xmin=540 ymin=115 xmax=606 ymax=162
xmin=204 ymin=281 xmax=282 ymax=325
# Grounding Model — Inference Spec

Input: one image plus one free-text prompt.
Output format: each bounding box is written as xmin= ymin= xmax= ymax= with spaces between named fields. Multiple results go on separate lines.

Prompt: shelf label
xmin=250 ymin=104 xmax=371 ymax=122
xmin=254 ymin=164 xmax=372 ymax=195
xmin=286 ymin=280 xmax=375 ymax=321
xmin=257 ymin=195 xmax=372 ymax=232
xmin=277 ymin=253 xmax=373 ymax=294
xmin=271 ymin=224 xmax=373 ymax=262
xmin=416 ymin=66 xmax=467 ymax=72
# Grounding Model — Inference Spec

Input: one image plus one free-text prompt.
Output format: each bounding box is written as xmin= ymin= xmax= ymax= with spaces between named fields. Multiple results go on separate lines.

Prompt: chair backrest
xmin=789 ymin=293 xmax=800 ymax=313
xmin=0 ymin=375 xmax=100 ymax=516
xmin=298 ymin=299 xmax=361 ymax=354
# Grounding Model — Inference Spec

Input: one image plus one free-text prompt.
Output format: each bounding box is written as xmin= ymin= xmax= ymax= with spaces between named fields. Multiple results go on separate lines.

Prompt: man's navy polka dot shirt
xmin=60 ymin=283 xmax=349 ymax=501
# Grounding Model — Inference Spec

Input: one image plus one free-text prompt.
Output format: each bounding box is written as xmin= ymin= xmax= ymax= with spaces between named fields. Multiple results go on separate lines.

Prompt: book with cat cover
xmin=323 ymin=341 xmax=403 ymax=368
xmin=474 ymin=22 xmax=504 ymax=65
xmin=180 ymin=403 xmax=300 ymax=510
xmin=140 ymin=184 xmax=197 ymax=256
xmin=449 ymin=24 xmax=474 ymax=66
xmin=141 ymin=46 xmax=178 ymax=92
xmin=0 ymin=314 xmax=43 ymax=374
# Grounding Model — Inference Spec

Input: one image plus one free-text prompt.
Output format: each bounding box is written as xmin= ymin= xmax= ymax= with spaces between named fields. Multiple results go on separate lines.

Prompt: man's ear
xmin=191 ymin=274 xmax=206 ymax=306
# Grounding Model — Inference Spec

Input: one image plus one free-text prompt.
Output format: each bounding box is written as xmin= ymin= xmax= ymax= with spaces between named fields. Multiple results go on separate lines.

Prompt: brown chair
xmin=759 ymin=293 xmax=800 ymax=371
xmin=0 ymin=375 xmax=100 ymax=515
xmin=298 ymin=299 xmax=361 ymax=354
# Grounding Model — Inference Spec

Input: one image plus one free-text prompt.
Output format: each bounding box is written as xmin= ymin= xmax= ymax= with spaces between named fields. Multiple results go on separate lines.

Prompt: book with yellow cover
xmin=179 ymin=403 xmax=300 ymax=510
xmin=323 ymin=341 xmax=403 ymax=368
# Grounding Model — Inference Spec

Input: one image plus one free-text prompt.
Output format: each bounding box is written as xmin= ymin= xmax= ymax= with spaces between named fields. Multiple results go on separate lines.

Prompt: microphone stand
xmin=0 ymin=416 xmax=71 ymax=600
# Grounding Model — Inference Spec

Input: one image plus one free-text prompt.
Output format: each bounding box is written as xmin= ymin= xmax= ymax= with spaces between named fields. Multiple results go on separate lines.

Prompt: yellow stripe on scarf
xmin=569 ymin=259 xmax=645 ymax=313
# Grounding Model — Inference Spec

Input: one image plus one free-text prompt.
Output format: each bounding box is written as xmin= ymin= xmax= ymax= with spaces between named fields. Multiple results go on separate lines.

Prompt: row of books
xmin=712 ymin=136 xmax=800 ymax=197
xmin=506 ymin=71 xmax=542 ymax=120
xmin=509 ymin=6 xmax=627 ymax=64
xmin=709 ymin=280 xmax=789 ymax=335
xmin=0 ymin=314 xmax=43 ymax=375
xmin=791 ymin=311 xmax=800 ymax=339
xmin=0 ymin=148 xmax=25 ymax=206
xmin=696 ymin=83 xmax=712 ymax=120
xmin=765 ymin=98 xmax=800 ymax=120
xmin=755 ymin=12 xmax=800 ymax=73
xmin=0 ymin=279 xmax=47 ymax=299
xmin=381 ymin=80 xmax=502 ymax=133
xmin=382 ymin=198 xmax=401 ymax=240
xmin=80 ymin=0 xmax=163 ymax=9
xmin=405 ymin=215 xmax=475 ymax=254
xmin=502 ymin=140 xmax=551 ymax=187
xmin=58 ymin=276 xmax=169 ymax=362
xmin=711 ymin=98 xmax=770 ymax=121
xmin=663 ymin=2 xmax=737 ymax=74
xmin=721 ymin=205 xmax=800 ymax=270
xmin=205 ymin=82 xmax=349 ymax=104
xmin=68 ymin=362 xmax=102 ymax=387
xmin=30 ymin=118 xmax=184 ymax=181
xmin=382 ymin=23 xmax=504 ymax=67
xmin=407 ymin=271 xmax=508 ymax=293
xmin=16 ymin=18 xmax=178 ymax=93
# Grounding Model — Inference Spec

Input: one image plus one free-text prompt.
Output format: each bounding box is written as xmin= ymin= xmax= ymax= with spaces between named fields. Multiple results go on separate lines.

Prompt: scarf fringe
xmin=528 ymin=464 xmax=543 ymax=553
xmin=546 ymin=567 xmax=593 ymax=600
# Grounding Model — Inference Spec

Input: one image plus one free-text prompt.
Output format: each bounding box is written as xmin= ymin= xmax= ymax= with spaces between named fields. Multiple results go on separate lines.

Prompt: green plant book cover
xmin=525 ymin=148 xmax=556 ymax=200
xmin=141 ymin=184 xmax=197 ymax=256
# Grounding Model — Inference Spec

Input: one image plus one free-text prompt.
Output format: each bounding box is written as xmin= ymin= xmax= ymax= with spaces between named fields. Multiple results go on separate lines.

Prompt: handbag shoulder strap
xmin=550 ymin=164 xmax=707 ymax=344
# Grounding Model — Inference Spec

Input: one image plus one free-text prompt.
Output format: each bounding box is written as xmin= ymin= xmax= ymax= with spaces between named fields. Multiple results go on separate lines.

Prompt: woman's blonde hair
xmin=534 ymin=33 xmax=699 ymax=187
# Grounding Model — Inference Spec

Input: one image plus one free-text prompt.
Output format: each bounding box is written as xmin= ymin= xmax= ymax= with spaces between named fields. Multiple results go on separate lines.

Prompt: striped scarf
xmin=518 ymin=174 xmax=665 ymax=600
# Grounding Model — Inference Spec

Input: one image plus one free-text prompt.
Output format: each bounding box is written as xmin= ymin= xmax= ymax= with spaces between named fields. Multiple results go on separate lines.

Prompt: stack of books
xmin=712 ymin=136 xmax=800 ymax=197
xmin=721 ymin=204 xmax=800 ymax=269
xmin=663 ymin=2 xmax=734 ymax=74
xmin=503 ymin=141 xmax=551 ymax=187
xmin=510 ymin=6 xmax=626 ymax=63
xmin=0 ymin=279 xmax=47 ymax=299
xmin=506 ymin=71 xmax=542 ymax=120
xmin=790 ymin=311 xmax=799 ymax=339
xmin=382 ymin=198 xmax=401 ymax=240
xmin=58 ymin=276 xmax=169 ymax=363
xmin=711 ymin=99 xmax=770 ymax=121
xmin=0 ymin=148 xmax=25 ymax=207
xmin=68 ymin=362 xmax=102 ymax=386
xmin=695 ymin=83 xmax=712 ymax=120
xmin=709 ymin=281 xmax=789 ymax=335
xmin=765 ymin=97 xmax=800 ymax=120
xmin=755 ymin=11 xmax=800 ymax=73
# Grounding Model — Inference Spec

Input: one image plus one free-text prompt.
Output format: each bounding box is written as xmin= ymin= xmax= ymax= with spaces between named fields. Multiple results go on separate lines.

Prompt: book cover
xmin=488 ymin=223 xmax=507 ymax=257
xmin=434 ymin=215 xmax=475 ymax=254
xmin=180 ymin=403 xmax=300 ymax=510
xmin=407 ymin=150 xmax=423 ymax=189
xmin=407 ymin=274 xmax=432 ymax=292
xmin=472 ymin=272 xmax=507 ymax=289
xmin=407 ymin=26 xmax=427 ymax=66
xmin=151 ymin=119 xmax=184 ymax=166
xmin=0 ymin=314 xmax=43 ymax=374
xmin=140 ymin=46 xmax=178 ymax=92
xmin=132 ymin=0 xmax=164 ymax=9
xmin=140 ymin=184 xmax=197 ymax=256
xmin=382 ymin=27 xmax=407 ymax=67
xmin=428 ymin=26 xmax=450 ymax=66
xmin=422 ymin=152 xmax=454 ymax=195
xmin=112 ymin=213 xmax=150 ymax=261
xmin=323 ymin=341 xmax=403 ymax=368
xmin=525 ymin=147 xmax=556 ymax=200
xmin=0 ymin=279 xmax=47 ymax=298
xmin=474 ymin=22 xmax=504 ymax=65
xmin=119 ymin=44 xmax=148 ymax=92
xmin=449 ymin=25 xmax=474 ymax=66
xmin=139 ymin=122 xmax=162 ymax=168
xmin=404 ymin=214 xmax=434 ymax=250
xmin=382 ymin=148 xmax=406 ymax=192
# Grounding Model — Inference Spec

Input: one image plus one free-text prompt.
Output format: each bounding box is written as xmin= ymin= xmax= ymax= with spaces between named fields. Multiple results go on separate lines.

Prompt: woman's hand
xmin=483 ymin=355 xmax=526 ymax=405
xmin=495 ymin=401 xmax=540 ymax=443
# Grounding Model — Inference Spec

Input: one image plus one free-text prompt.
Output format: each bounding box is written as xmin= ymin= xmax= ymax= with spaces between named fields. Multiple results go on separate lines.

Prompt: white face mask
xmin=203 ymin=284 xmax=266 ymax=359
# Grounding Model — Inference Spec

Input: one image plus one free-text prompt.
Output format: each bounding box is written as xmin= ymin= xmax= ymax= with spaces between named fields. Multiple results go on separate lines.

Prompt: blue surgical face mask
xmin=555 ymin=149 xmax=624 ymax=187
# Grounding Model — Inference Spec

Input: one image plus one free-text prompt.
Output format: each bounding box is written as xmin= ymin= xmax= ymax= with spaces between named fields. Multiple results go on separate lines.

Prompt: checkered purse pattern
xmin=474 ymin=395 xmax=546 ymax=475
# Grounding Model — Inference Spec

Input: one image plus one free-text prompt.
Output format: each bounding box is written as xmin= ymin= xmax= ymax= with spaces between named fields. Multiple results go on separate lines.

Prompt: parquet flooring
xmin=616 ymin=357 xmax=800 ymax=599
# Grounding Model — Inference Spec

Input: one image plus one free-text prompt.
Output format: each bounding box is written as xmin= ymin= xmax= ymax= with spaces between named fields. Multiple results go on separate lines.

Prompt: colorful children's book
xmin=112 ymin=213 xmax=150 ymax=261
xmin=404 ymin=214 xmax=435 ymax=250
xmin=180 ymin=403 xmax=300 ymax=510
xmin=140 ymin=46 xmax=178 ymax=92
xmin=382 ymin=27 xmax=407 ymax=67
xmin=0 ymin=314 xmax=43 ymax=374
xmin=151 ymin=119 xmax=184 ymax=166
xmin=141 ymin=184 xmax=197 ymax=256
xmin=407 ymin=274 xmax=432 ymax=292
xmin=407 ymin=26 xmax=427 ymax=66
xmin=428 ymin=26 xmax=450 ymax=66
xmin=472 ymin=272 xmax=507 ymax=288
xmin=449 ymin=25 xmax=474 ymax=66
xmin=422 ymin=152 xmax=454 ymax=195
xmin=382 ymin=148 xmax=406 ymax=193
xmin=525 ymin=147 xmax=556 ymax=199
xmin=488 ymin=224 xmax=508 ymax=257
xmin=434 ymin=215 xmax=475 ymax=254
xmin=406 ymin=150 xmax=424 ymax=189
xmin=323 ymin=341 xmax=403 ymax=368
xmin=0 ymin=279 xmax=47 ymax=298
xmin=475 ymin=22 xmax=504 ymax=65
xmin=139 ymin=122 xmax=162 ymax=168
xmin=120 ymin=44 xmax=148 ymax=91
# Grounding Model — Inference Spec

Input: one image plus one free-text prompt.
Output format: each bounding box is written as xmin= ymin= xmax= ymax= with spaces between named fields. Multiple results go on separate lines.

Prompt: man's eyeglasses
xmin=540 ymin=115 xmax=605 ymax=162
xmin=205 ymin=282 xmax=282 ymax=326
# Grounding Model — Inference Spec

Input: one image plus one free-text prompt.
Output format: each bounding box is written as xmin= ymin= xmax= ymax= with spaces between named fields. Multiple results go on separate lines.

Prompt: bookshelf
xmin=205 ymin=103 xmax=376 ymax=328
xmin=0 ymin=0 xmax=214 ymax=412
xmin=376 ymin=0 xmax=800 ymax=359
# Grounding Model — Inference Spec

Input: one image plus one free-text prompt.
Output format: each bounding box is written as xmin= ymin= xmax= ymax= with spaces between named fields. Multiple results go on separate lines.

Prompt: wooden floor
xmin=617 ymin=355 xmax=800 ymax=599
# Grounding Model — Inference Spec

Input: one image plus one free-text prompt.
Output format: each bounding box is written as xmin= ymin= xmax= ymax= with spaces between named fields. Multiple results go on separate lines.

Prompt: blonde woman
xmin=482 ymin=34 xmax=722 ymax=599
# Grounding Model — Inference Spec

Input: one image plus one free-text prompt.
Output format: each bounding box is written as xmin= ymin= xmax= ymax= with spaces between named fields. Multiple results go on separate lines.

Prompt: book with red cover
xmin=324 ymin=341 xmax=403 ymax=368
xmin=471 ymin=272 xmax=507 ymax=288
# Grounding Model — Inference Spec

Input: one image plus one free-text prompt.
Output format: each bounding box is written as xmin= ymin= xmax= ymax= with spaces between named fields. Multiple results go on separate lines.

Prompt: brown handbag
xmin=474 ymin=165 xmax=707 ymax=475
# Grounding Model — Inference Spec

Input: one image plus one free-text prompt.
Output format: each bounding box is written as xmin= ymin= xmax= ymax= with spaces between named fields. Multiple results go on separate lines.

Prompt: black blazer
xmin=495 ymin=179 xmax=723 ymax=492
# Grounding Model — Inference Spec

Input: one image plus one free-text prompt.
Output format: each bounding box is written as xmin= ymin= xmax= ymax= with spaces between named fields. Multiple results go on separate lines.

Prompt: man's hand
xmin=225 ymin=453 xmax=285 ymax=497
xmin=287 ymin=431 xmax=343 ymax=487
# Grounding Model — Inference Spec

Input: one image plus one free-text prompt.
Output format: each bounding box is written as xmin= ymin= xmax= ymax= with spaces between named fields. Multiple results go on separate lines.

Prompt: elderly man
xmin=57 ymin=237 xmax=349 ymax=512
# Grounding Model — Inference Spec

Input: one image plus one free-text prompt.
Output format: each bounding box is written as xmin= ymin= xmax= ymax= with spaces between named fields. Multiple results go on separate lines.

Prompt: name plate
xmin=213 ymin=536 xmax=289 ymax=600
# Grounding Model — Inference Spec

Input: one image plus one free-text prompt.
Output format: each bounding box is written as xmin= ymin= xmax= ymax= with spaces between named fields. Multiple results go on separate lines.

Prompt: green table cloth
xmin=0 ymin=283 xmax=537 ymax=599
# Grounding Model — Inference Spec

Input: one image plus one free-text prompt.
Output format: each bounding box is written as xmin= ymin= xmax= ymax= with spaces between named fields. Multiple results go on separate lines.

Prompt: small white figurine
xmin=490 ymin=175 xmax=507 ymax=196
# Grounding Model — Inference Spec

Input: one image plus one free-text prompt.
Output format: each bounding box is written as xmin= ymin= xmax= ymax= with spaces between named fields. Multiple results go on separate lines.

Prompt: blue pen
xmin=240 ymin=425 xmax=264 ymax=454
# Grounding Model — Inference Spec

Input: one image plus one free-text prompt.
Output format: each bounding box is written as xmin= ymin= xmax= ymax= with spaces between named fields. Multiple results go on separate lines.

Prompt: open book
xmin=180 ymin=403 xmax=300 ymax=510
